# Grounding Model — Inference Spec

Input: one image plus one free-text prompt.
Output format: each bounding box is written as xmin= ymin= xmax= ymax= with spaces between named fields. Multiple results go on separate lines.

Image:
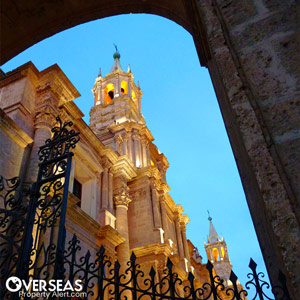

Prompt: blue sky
xmin=1 ymin=14 xmax=268 ymax=291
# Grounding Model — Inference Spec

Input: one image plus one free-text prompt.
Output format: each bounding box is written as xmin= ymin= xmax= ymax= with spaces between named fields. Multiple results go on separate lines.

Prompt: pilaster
xmin=114 ymin=177 xmax=132 ymax=266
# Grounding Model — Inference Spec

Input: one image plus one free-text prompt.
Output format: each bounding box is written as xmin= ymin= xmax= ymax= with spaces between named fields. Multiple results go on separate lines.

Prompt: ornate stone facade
xmin=0 ymin=55 xmax=240 ymax=294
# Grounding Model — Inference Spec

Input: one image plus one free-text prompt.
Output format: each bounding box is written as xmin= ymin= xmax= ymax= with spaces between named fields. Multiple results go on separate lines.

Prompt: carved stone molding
xmin=100 ymin=156 xmax=112 ymax=170
xmin=114 ymin=194 xmax=131 ymax=208
xmin=114 ymin=185 xmax=132 ymax=208
xmin=34 ymin=111 xmax=57 ymax=129
xmin=150 ymin=178 xmax=158 ymax=190
xmin=116 ymin=135 xmax=123 ymax=144
xmin=132 ymin=133 xmax=140 ymax=140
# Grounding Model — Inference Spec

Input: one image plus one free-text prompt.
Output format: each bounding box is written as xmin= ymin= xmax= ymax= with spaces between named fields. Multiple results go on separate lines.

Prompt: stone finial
xmin=207 ymin=210 xmax=212 ymax=222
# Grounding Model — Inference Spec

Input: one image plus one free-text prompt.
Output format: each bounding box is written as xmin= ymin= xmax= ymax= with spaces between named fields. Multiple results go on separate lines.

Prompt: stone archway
xmin=1 ymin=0 xmax=299 ymax=296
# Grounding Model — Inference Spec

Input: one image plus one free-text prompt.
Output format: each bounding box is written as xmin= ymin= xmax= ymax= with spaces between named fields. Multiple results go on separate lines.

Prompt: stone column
xmin=115 ymin=74 xmax=120 ymax=97
xmin=101 ymin=161 xmax=109 ymax=209
xmin=116 ymin=135 xmax=123 ymax=155
xmin=97 ymin=82 xmax=102 ymax=103
xmin=108 ymin=169 xmax=113 ymax=212
xmin=141 ymin=138 xmax=148 ymax=167
xmin=127 ymin=132 xmax=133 ymax=161
xmin=114 ymin=184 xmax=131 ymax=266
xmin=26 ymin=112 xmax=56 ymax=182
xmin=137 ymin=95 xmax=142 ymax=115
xmin=122 ymin=133 xmax=128 ymax=156
xmin=175 ymin=215 xmax=184 ymax=258
xmin=180 ymin=215 xmax=190 ymax=261
xmin=128 ymin=78 xmax=132 ymax=97
xmin=150 ymin=180 xmax=162 ymax=229
xmin=181 ymin=224 xmax=190 ymax=262
xmin=138 ymin=137 xmax=143 ymax=166
xmin=146 ymin=142 xmax=151 ymax=166
xmin=159 ymin=194 xmax=169 ymax=241
xmin=96 ymin=172 xmax=102 ymax=224
xmin=132 ymin=133 xmax=141 ymax=167
xmin=161 ymin=167 xmax=167 ymax=182
xmin=100 ymin=86 xmax=104 ymax=104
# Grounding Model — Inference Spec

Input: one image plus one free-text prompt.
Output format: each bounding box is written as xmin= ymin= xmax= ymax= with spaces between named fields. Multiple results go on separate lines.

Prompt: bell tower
xmin=90 ymin=50 xmax=144 ymax=131
xmin=89 ymin=51 xmax=157 ymax=170
xmin=204 ymin=215 xmax=232 ymax=282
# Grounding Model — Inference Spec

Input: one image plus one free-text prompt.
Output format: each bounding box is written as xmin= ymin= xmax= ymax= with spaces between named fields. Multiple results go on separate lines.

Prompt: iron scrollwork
xmin=61 ymin=234 xmax=291 ymax=300
xmin=27 ymin=116 xmax=80 ymax=283
xmin=245 ymin=258 xmax=291 ymax=300
xmin=0 ymin=176 xmax=31 ymax=299
xmin=0 ymin=116 xmax=80 ymax=299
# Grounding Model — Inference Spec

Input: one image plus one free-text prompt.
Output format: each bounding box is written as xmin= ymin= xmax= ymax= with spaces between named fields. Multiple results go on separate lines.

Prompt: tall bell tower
xmin=204 ymin=216 xmax=233 ymax=282
xmin=89 ymin=50 xmax=156 ymax=169
xmin=89 ymin=49 xmax=170 ymax=184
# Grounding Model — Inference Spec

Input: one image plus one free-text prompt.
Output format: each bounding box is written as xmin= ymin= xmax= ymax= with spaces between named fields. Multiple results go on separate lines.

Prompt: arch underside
xmin=1 ymin=0 xmax=299 ymax=297
xmin=0 ymin=0 xmax=209 ymax=66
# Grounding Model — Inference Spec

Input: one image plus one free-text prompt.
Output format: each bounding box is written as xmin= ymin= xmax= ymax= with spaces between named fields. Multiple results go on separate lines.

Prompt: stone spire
xmin=208 ymin=216 xmax=221 ymax=243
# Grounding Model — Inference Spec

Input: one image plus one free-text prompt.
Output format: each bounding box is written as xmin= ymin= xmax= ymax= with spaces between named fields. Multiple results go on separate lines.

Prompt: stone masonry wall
xmin=196 ymin=0 xmax=300 ymax=295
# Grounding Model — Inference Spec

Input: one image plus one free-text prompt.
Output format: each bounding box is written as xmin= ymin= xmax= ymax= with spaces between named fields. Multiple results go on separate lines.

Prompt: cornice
xmin=67 ymin=192 xmax=101 ymax=237
xmin=101 ymin=69 xmax=129 ymax=80
xmin=134 ymin=166 xmax=152 ymax=180
xmin=141 ymin=126 xmax=154 ymax=142
xmin=160 ymin=182 xmax=171 ymax=193
xmin=73 ymin=119 xmax=107 ymax=154
xmin=158 ymin=153 xmax=169 ymax=170
xmin=131 ymin=243 xmax=173 ymax=258
xmin=75 ymin=142 xmax=103 ymax=174
xmin=101 ymin=146 xmax=119 ymax=164
xmin=181 ymin=214 xmax=190 ymax=225
xmin=113 ymin=155 xmax=137 ymax=180
xmin=165 ymin=193 xmax=178 ymax=212
xmin=39 ymin=64 xmax=80 ymax=100
xmin=1 ymin=62 xmax=81 ymax=105
xmin=0 ymin=108 xmax=33 ymax=147
xmin=96 ymin=225 xmax=126 ymax=247
xmin=62 ymin=101 xmax=84 ymax=120
xmin=175 ymin=204 xmax=184 ymax=215
xmin=0 ymin=61 xmax=40 ymax=88
xmin=151 ymin=168 xmax=163 ymax=182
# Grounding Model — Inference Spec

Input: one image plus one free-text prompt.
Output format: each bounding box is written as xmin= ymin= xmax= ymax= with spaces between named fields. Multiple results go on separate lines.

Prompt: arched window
xmin=121 ymin=81 xmax=128 ymax=95
xmin=213 ymin=248 xmax=219 ymax=262
xmin=221 ymin=247 xmax=225 ymax=258
xmin=104 ymin=83 xmax=114 ymax=104
xmin=132 ymin=90 xmax=137 ymax=111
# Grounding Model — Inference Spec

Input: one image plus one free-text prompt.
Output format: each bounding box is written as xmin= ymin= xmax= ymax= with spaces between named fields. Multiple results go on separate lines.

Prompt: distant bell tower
xmin=204 ymin=215 xmax=232 ymax=282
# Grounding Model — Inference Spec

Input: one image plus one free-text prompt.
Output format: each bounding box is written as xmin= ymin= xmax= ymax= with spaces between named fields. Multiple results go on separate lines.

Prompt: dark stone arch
xmin=0 ymin=0 xmax=210 ymax=66
xmin=1 ymin=0 xmax=299 ymax=297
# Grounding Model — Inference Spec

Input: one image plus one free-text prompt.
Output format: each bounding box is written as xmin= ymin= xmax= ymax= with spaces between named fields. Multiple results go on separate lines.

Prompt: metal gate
xmin=0 ymin=117 xmax=291 ymax=300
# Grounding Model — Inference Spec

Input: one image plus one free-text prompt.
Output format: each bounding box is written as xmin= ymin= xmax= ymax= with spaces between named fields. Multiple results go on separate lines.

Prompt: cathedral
xmin=0 ymin=51 xmax=240 ymax=295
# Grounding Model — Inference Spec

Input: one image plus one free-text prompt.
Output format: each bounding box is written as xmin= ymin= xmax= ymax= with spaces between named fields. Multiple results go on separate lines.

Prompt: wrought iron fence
xmin=60 ymin=234 xmax=290 ymax=300
xmin=0 ymin=117 xmax=292 ymax=300
xmin=0 ymin=116 xmax=80 ymax=300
